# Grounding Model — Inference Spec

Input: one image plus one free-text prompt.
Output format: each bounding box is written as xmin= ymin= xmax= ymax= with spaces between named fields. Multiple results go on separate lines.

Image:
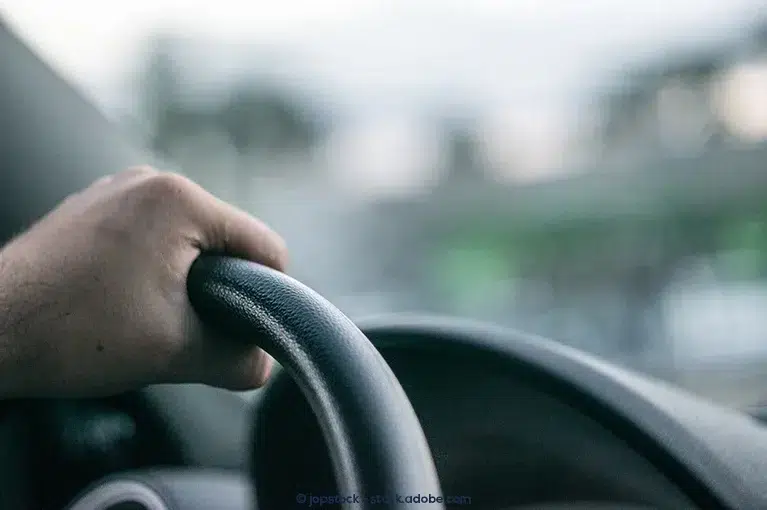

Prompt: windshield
xmin=3 ymin=0 xmax=767 ymax=409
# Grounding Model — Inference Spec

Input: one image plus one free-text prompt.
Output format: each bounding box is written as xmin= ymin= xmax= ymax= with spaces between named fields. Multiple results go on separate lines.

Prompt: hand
xmin=0 ymin=166 xmax=288 ymax=398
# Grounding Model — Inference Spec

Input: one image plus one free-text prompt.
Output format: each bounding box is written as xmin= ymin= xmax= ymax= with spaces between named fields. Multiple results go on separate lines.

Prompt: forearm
xmin=0 ymin=241 xmax=50 ymax=398
xmin=0 ymin=245 xmax=25 ymax=397
xmin=0 ymin=281 xmax=24 ymax=398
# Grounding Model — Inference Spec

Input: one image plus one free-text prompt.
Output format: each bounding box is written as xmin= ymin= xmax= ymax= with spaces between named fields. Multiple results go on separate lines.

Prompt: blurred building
xmin=126 ymin=26 xmax=767 ymax=381
xmin=357 ymin=18 xmax=767 ymax=372
xmin=135 ymin=34 xmax=324 ymax=191
xmin=597 ymin=21 xmax=767 ymax=167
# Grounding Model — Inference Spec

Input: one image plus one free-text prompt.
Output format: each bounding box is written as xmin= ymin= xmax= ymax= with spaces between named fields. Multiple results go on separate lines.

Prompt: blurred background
xmin=2 ymin=0 xmax=767 ymax=408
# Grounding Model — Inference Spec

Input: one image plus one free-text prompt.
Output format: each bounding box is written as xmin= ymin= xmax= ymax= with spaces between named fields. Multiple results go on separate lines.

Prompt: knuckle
xmin=138 ymin=172 xmax=194 ymax=202
xmin=121 ymin=165 xmax=157 ymax=177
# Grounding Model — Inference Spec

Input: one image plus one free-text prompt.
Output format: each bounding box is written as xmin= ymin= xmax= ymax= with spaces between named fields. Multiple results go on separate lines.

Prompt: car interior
xmin=3 ymin=17 xmax=767 ymax=510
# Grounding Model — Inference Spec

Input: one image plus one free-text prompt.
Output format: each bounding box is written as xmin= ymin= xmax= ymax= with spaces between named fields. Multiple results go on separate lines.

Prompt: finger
xmin=161 ymin=174 xmax=285 ymax=388
xmin=144 ymin=172 xmax=288 ymax=271
xmin=200 ymin=197 xmax=289 ymax=272
xmin=178 ymin=310 xmax=275 ymax=389
xmin=204 ymin=342 xmax=275 ymax=390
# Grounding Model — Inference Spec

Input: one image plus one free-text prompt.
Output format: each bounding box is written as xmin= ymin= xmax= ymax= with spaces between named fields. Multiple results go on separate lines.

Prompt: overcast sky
xmin=1 ymin=0 xmax=765 ymax=188
xmin=2 ymin=0 xmax=765 ymax=119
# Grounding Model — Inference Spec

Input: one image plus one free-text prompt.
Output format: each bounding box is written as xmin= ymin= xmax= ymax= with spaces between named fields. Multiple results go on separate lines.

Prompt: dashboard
xmin=3 ymin=318 xmax=767 ymax=509
xmin=0 ymin=395 xmax=183 ymax=509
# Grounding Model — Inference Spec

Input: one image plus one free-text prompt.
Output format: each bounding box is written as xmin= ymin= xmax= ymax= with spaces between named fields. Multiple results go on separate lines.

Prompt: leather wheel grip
xmin=186 ymin=255 xmax=444 ymax=509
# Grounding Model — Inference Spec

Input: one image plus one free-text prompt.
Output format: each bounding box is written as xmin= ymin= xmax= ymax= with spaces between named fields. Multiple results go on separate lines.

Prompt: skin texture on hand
xmin=0 ymin=166 xmax=288 ymax=398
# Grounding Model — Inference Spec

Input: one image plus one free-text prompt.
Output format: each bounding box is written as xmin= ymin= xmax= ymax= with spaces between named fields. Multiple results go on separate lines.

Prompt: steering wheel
xmin=66 ymin=255 xmax=444 ymax=510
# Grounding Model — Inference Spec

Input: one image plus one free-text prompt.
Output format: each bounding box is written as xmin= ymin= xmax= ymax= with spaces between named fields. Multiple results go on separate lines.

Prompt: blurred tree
xmin=745 ymin=18 xmax=767 ymax=55
xmin=442 ymin=121 xmax=485 ymax=183
xmin=599 ymin=79 xmax=659 ymax=159
xmin=597 ymin=49 xmax=731 ymax=162
xmin=137 ymin=35 xmax=185 ymax=155
xmin=219 ymin=85 xmax=319 ymax=155
xmin=135 ymin=34 xmax=322 ymax=173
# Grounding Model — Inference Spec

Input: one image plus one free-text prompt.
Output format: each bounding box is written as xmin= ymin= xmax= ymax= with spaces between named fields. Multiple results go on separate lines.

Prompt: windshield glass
xmin=3 ymin=0 xmax=767 ymax=409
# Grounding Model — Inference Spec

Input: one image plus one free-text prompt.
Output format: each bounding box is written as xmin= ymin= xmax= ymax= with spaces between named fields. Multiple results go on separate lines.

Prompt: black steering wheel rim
xmin=186 ymin=255 xmax=444 ymax=510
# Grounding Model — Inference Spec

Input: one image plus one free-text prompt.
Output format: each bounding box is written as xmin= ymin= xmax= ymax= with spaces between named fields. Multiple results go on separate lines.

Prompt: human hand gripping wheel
xmin=186 ymin=254 xmax=444 ymax=510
